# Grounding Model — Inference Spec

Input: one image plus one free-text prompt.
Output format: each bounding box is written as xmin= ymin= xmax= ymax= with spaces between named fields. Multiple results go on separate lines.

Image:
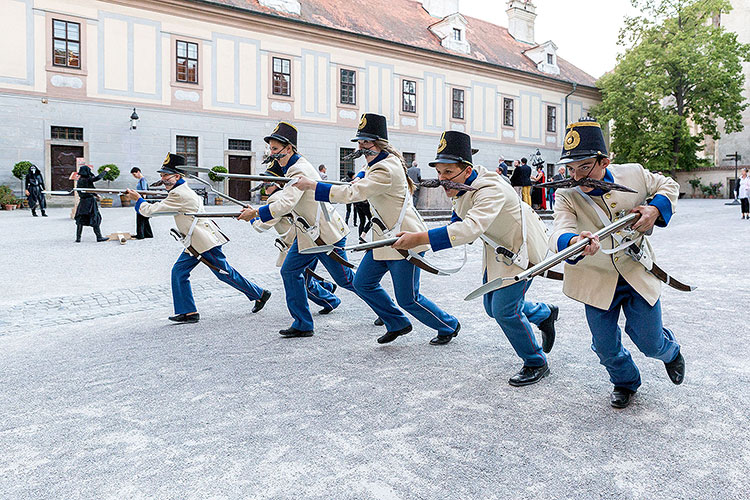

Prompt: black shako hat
xmin=262 ymin=161 xmax=284 ymax=178
xmin=558 ymin=118 xmax=608 ymax=164
xmin=264 ymin=121 xmax=298 ymax=148
xmin=429 ymin=131 xmax=474 ymax=167
xmin=157 ymin=153 xmax=187 ymax=174
xmin=351 ymin=113 xmax=388 ymax=142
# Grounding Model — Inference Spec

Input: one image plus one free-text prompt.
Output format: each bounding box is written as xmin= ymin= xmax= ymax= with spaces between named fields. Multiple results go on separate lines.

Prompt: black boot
xmin=32 ymin=208 xmax=38 ymax=217
xmin=610 ymin=387 xmax=636 ymax=408
xmin=41 ymin=210 xmax=47 ymax=217
xmin=508 ymin=363 xmax=550 ymax=387
xmin=75 ymin=224 xmax=83 ymax=243
xmin=538 ymin=305 xmax=559 ymax=353
xmin=252 ymin=290 xmax=272 ymax=313
xmin=93 ymin=225 xmax=108 ymax=242
xmin=664 ymin=351 xmax=685 ymax=385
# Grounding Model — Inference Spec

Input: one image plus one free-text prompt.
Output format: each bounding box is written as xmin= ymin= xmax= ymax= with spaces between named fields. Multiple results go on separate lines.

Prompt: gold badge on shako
xmin=358 ymin=115 xmax=367 ymax=130
xmin=437 ymin=133 xmax=447 ymax=153
xmin=273 ymin=124 xmax=280 ymax=134
xmin=163 ymin=153 xmax=171 ymax=165
xmin=564 ymin=129 xmax=581 ymax=151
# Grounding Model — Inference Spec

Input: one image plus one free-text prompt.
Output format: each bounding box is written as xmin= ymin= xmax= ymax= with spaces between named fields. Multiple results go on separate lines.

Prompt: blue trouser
xmin=483 ymin=278 xmax=550 ymax=367
xmin=352 ymin=250 xmax=458 ymax=335
xmin=585 ymin=276 xmax=680 ymax=392
xmin=304 ymin=260 xmax=340 ymax=310
xmin=281 ymin=237 xmax=356 ymax=331
xmin=171 ymin=245 xmax=264 ymax=315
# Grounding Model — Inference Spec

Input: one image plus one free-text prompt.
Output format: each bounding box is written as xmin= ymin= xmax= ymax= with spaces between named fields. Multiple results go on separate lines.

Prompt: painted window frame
xmin=176 ymin=135 xmax=199 ymax=166
xmin=452 ymin=88 xmax=465 ymax=120
xmin=503 ymin=97 xmax=515 ymax=128
xmin=176 ymin=40 xmax=199 ymax=84
xmin=272 ymin=56 xmax=292 ymax=97
xmin=546 ymin=105 xmax=557 ymax=133
xmin=340 ymin=68 xmax=356 ymax=106
xmin=402 ymin=79 xmax=417 ymax=114
xmin=52 ymin=19 xmax=81 ymax=69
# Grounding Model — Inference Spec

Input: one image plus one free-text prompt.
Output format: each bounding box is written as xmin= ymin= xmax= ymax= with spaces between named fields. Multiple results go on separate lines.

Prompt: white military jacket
xmin=319 ymin=152 xmax=429 ymax=260
xmin=136 ymin=180 xmax=229 ymax=254
xmin=550 ymin=163 xmax=679 ymax=310
xmin=257 ymin=154 xmax=348 ymax=251
xmin=251 ymin=190 xmax=295 ymax=267
xmin=428 ymin=165 xmax=549 ymax=288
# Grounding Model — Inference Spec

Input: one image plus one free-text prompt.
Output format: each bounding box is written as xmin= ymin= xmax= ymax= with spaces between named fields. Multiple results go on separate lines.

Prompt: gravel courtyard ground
xmin=0 ymin=199 xmax=748 ymax=499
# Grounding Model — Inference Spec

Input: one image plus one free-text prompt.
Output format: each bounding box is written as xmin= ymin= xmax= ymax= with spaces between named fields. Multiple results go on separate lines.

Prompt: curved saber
xmin=464 ymin=213 xmax=641 ymax=301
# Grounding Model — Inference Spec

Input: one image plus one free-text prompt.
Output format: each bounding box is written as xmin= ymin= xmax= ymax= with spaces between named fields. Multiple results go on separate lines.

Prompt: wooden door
xmin=228 ymin=155 xmax=252 ymax=202
xmin=51 ymin=145 xmax=84 ymax=190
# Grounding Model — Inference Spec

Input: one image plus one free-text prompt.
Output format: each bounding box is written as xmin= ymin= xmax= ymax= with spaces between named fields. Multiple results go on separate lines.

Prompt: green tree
xmin=593 ymin=0 xmax=749 ymax=173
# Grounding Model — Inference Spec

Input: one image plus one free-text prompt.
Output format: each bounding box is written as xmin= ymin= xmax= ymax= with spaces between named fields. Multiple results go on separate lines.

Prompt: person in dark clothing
xmin=518 ymin=157 xmax=533 ymax=206
xmin=25 ymin=164 xmax=47 ymax=217
xmin=354 ymin=199 xmax=372 ymax=243
xmin=72 ymin=165 xmax=109 ymax=242
xmin=130 ymin=167 xmax=153 ymax=239
xmin=344 ymin=170 xmax=357 ymax=226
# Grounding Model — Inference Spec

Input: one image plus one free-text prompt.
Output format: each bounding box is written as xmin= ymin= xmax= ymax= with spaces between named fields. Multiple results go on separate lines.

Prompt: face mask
xmin=344 ymin=149 xmax=379 ymax=160
xmin=262 ymin=153 xmax=287 ymax=164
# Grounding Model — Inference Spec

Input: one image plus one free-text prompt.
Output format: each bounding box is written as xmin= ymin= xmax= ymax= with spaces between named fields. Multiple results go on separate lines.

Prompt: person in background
xmin=549 ymin=165 xmax=566 ymax=209
xmin=531 ymin=164 xmax=546 ymax=210
xmin=130 ymin=167 xmax=153 ymax=239
xmin=497 ymin=155 xmax=509 ymax=177
xmin=737 ymin=168 xmax=750 ymax=219
xmin=509 ymin=159 xmax=523 ymax=199
xmin=344 ymin=170 xmax=357 ymax=226
xmin=71 ymin=165 xmax=109 ymax=242
xmin=519 ymin=157 xmax=533 ymax=206
xmin=407 ymin=160 xmax=422 ymax=209
xmin=25 ymin=164 xmax=47 ymax=217
xmin=318 ymin=164 xmax=328 ymax=180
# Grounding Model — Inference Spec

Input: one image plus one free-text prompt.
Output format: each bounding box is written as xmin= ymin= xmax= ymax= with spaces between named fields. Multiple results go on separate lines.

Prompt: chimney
xmin=421 ymin=0 xmax=460 ymax=19
xmin=506 ymin=0 xmax=536 ymax=44
xmin=258 ymin=0 xmax=301 ymax=15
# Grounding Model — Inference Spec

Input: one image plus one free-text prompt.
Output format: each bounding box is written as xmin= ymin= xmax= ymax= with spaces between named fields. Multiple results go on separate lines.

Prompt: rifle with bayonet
xmin=44 ymin=188 xmax=168 ymax=197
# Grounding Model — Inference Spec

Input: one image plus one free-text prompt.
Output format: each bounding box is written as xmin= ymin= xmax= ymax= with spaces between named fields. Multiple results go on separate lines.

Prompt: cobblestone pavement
xmin=0 ymin=200 xmax=749 ymax=499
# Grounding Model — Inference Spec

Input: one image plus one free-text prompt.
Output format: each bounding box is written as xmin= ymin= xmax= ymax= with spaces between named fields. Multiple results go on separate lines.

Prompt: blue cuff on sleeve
xmin=557 ymin=232 xmax=584 ymax=265
xmin=648 ymin=194 xmax=672 ymax=227
xmin=355 ymin=171 xmax=365 ymax=179
xmin=314 ymin=182 xmax=332 ymax=202
xmin=250 ymin=217 xmax=259 ymax=224
xmin=135 ymin=197 xmax=145 ymax=214
xmin=428 ymin=226 xmax=452 ymax=252
xmin=258 ymin=204 xmax=273 ymax=223
xmin=450 ymin=211 xmax=462 ymax=223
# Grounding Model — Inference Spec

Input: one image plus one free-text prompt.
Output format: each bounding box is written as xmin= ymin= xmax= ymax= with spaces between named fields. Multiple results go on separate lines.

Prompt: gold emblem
xmin=163 ymin=153 xmax=171 ymax=166
xmin=273 ymin=124 xmax=280 ymax=134
xmin=358 ymin=115 xmax=367 ymax=130
xmin=564 ymin=129 xmax=581 ymax=151
xmin=437 ymin=132 xmax=447 ymax=153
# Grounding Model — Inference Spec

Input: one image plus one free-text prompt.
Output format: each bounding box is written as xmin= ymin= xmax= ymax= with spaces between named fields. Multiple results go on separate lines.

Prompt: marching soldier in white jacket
xmin=250 ymin=178 xmax=340 ymax=314
xmin=392 ymin=131 xmax=558 ymax=386
xmin=126 ymin=153 xmax=270 ymax=323
xmin=549 ymin=119 xmax=685 ymax=408
xmin=294 ymin=113 xmax=459 ymax=345
xmin=238 ymin=122 xmax=355 ymax=337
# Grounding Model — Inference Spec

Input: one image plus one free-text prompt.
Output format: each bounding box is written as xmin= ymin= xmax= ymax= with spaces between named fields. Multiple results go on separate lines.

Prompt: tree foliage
xmin=593 ymin=0 xmax=749 ymax=172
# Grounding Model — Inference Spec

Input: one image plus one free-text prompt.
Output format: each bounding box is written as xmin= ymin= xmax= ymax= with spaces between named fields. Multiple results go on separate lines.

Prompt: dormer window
xmin=428 ymin=13 xmax=470 ymax=55
xmin=547 ymin=53 xmax=553 ymax=64
xmin=522 ymin=40 xmax=560 ymax=75
xmin=453 ymin=28 xmax=462 ymax=41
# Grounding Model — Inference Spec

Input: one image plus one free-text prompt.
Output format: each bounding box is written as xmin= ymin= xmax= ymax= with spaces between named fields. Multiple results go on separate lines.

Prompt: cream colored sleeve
xmin=326 ymin=165 xmax=392 ymax=205
xmin=136 ymin=191 xmax=184 ymax=217
xmin=265 ymin=174 xmax=306 ymax=219
xmin=549 ymin=191 xmax=580 ymax=252
xmin=445 ymin=186 xmax=505 ymax=246
xmin=642 ymin=166 xmax=679 ymax=212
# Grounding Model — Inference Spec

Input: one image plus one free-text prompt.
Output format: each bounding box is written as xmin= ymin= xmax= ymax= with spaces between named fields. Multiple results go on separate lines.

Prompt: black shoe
xmin=319 ymin=305 xmax=335 ymax=314
xmin=374 ymin=317 xmax=384 ymax=326
xmin=252 ymin=290 xmax=272 ymax=313
xmin=610 ymin=387 xmax=636 ymax=408
xmin=41 ymin=211 xmax=47 ymax=217
xmin=429 ymin=321 xmax=461 ymax=345
xmin=32 ymin=210 xmax=38 ymax=217
xmin=75 ymin=239 xmax=81 ymax=243
xmin=377 ymin=324 xmax=412 ymax=344
xmin=96 ymin=237 xmax=109 ymax=242
xmin=508 ymin=364 xmax=550 ymax=387
xmin=169 ymin=313 xmax=200 ymax=323
xmin=538 ymin=305 xmax=558 ymax=353
xmin=279 ymin=327 xmax=314 ymax=338
xmin=664 ymin=351 xmax=685 ymax=385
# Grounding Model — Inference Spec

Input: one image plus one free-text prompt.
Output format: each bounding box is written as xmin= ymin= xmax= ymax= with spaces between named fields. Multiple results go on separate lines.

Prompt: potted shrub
xmin=709 ymin=182 xmax=723 ymax=198
xmin=0 ymin=185 xmax=18 ymax=210
xmin=208 ymin=166 xmax=228 ymax=205
xmin=98 ymin=164 xmax=120 ymax=207
xmin=688 ymin=177 xmax=702 ymax=198
xmin=12 ymin=161 xmax=33 ymax=207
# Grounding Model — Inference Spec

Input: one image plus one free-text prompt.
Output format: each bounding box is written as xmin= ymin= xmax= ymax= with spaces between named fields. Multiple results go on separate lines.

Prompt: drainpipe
xmin=564 ymin=83 xmax=578 ymax=126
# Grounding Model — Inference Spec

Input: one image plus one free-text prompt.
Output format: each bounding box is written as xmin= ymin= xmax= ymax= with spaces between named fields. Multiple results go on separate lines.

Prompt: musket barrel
xmin=515 ymin=213 xmax=640 ymax=282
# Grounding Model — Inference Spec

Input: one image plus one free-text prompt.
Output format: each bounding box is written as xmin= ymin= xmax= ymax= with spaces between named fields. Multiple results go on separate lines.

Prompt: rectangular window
xmin=176 ymin=135 xmax=198 ymax=166
xmin=452 ymin=88 xmax=465 ymax=120
xmin=52 ymin=19 xmax=81 ymax=68
xmin=340 ymin=69 xmax=356 ymax=105
xmin=402 ymin=80 xmax=416 ymax=113
xmin=51 ymin=126 xmax=83 ymax=141
xmin=547 ymin=53 xmax=554 ymax=64
xmin=547 ymin=106 xmax=557 ymax=133
xmin=176 ymin=40 xmax=199 ymax=84
xmin=453 ymin=28 xmax=462 ymax=41
xmin=273 ymin=57 xmax=291 ymax=96
xmin=339 ymin=148 xmax=355 ymax=180
xmin=403 ymin=152 xmax=416 ymax=167
xmin=503 ymin=98 xmax=514 ymax=127
xmin=228 ymin=139 xmax=252 ymax=151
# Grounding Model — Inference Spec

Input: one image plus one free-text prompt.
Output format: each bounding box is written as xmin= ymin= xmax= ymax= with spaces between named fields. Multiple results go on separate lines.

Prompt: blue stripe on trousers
xmin=584 ymin=276 xmax=680 ymax=392
xmin=171 ymin=245 xmax=264 ymax=315
xmin=483 ymin=277 xmax=549 ymax=367
xmin=280 ymin=237 xmax=355 ymax=331
xmin=352 ymin=250 xmax=458 ymax=335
